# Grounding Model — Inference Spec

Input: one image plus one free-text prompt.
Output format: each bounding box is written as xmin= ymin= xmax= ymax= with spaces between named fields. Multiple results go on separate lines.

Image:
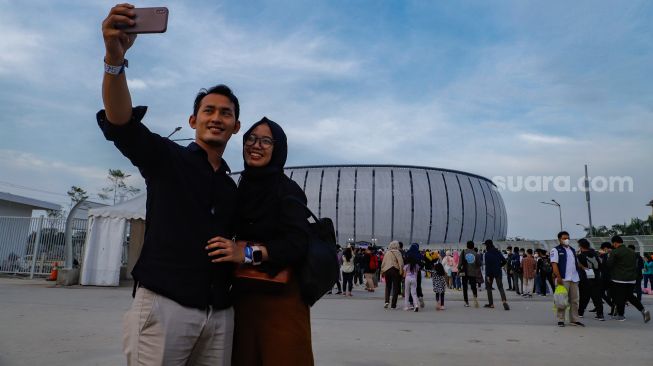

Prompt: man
xmin=100 ymin=4 xmax=240 ymax=364
xmin=577 ymin=239 xmax=605 ymax=321
xmin=628 ymin=244 xmax=644 ymax=302
xmin=482 ymin=240 xmax=510 ymax=310
xmin=510 ymin=247 xmax=522 ymax=295
xmin=550 ymin=231 xmax=583 ymax=327
xmin=607 ymin=236 xmax=650 ymax=323
xmin=459 ymin=241 xmax=481 ymax=308
xmin=505 ymin=246 xmax=513 ymax=290
xmin=597 ymin=242 xmax=614 ymax=314
xmin=363 ymin=247 xmax=378 ymax=292
xmin=521 ymin=249 xmax=537 ymax=298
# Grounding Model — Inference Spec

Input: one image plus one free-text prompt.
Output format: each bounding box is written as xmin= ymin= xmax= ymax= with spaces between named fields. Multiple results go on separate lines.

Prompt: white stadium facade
xmin=231 ymin=164 xmax=507 ymax=247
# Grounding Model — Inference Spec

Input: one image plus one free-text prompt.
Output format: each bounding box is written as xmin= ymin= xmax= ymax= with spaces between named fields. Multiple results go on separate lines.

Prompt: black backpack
xmin=285 ymin=197 xmax=339 ymax=306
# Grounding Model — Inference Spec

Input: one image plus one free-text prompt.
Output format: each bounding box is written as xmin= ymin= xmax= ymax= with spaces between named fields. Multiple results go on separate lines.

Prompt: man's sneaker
xmin=503 ymin=302 xmax=510 ymax=311
xmin=593 ymin=315 xmax=605 ymax=321
xmin=613 ymin=315 xmax=626 ymax=321
xmin=557 ymin=322 xmax=565 ymax=327
xmin=642 ymin=310 xmax=651 ymax=323
xmin=414 ymin=306 xmax=419 ymax=312
xmin=464 ymin=303 xmax=470 ymax=307
xmin=384 ymin=302 xmax=389 ymax=309
xmin=570 ymin=321 xmax=585 ymax=327
xmin=578 ymin=314 xmax=584 ymax=318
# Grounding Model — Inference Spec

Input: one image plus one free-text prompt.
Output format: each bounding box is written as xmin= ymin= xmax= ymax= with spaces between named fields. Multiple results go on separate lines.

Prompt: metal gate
xmin=0 ymin=216 xmax=88 ymax=277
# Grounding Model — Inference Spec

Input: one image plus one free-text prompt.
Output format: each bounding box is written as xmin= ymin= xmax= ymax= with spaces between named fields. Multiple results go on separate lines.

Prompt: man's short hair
xmin=513 ymin=246 xmax=519 ymax=253
xmin=557 ymin=231 xmax=570 ymax=239
xmin=600 ymin=242 xmax=612 ymax=250
xmin=193 ymin=84 xmax=240 ymax=119
xmin=611 ymin=235 xmax=623 ymax=244
xmin=526 ymin=248 xmax=533 ymax=255
xmin=578 ymin=238 xmax=591 ymax=249
xmin=466 ymin=241 xmax=475 ymax=249
xmin=627 ymin=244 xmax=636 ymax=250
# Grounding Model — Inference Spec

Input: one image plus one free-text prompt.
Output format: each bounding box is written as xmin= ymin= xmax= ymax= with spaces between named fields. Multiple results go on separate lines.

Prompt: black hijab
xmin=236 ymin=117 xmax=288 ymax=221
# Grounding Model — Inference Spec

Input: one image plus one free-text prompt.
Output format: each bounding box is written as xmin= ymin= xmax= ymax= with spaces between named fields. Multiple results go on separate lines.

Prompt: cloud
xmin=518 ymin=133 xmax=573 ymax=145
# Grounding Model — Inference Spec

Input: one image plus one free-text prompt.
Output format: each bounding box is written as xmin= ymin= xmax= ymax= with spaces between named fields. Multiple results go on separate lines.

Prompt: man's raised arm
xmin=101 ymin=3 xmax=137 ymax=125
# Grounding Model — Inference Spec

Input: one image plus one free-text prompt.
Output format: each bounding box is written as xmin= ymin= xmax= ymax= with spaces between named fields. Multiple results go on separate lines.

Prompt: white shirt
xmin=550 ymin=246 xmax=580 ymax=283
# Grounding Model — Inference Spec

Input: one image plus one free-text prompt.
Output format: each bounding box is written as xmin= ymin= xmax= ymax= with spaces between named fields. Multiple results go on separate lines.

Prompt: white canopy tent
xmin=80 ymin=194 xmax=146 ymax=286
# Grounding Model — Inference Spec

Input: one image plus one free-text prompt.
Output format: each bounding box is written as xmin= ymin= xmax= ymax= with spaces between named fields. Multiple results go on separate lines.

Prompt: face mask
xmin=562 ymin=239 xmax=570 ymax=246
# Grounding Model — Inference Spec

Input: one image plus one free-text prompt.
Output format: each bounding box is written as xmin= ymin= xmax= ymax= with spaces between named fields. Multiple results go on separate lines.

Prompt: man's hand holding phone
xmin=102 ymin=3 xmax=138 ymax=65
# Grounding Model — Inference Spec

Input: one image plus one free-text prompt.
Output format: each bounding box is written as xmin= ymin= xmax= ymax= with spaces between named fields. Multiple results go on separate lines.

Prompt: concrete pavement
xmin=0 ymin=276 xmax=651 ymax=366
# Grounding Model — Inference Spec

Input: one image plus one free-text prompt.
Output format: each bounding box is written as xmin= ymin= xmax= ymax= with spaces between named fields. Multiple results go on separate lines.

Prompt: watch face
xmin=253 ymin=250 xmax=263 ymax=263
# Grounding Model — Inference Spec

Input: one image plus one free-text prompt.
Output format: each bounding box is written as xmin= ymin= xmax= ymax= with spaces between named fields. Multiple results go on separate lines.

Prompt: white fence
xmin=0 ymin=216 xmax=88 ymax=277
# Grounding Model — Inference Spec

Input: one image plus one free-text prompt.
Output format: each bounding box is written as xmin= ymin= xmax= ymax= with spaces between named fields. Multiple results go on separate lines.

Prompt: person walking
xmin=381 ymin=241 xmax=404 ymax=309
xmin=403 ymin=255 xmax=421 ymax=312
xmin=482 ymin=240 xmax=510 ymax=310
xmin=576 ymin=239 xmax=605 ymax=321
xmin=341 ymin=247 xmax=355 ymax=297
xmin=509 ymin=247 xmax=522 ymax=295
xmin=607 ymin=236 xmax=651 ymax=323
xmin=550 ymin=231 xmax=583 ymax=327
xmin=405 ymin=244 xmax=425 ymax=308
xmin=459 ymin=241 xmax=481 ymax=308
xmin=363 ymin=247 xmax=378 ymax=292
xmin=643 ymin=255 xmax=653 ymax=292
xmin=521 ymin=249 xmax=537 ymax=298
xmin=431 ymin=261 xmax=448 ymax=310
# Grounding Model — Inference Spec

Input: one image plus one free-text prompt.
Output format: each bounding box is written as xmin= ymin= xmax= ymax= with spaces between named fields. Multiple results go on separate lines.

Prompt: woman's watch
xmin=252 ymin=245 xmax=263 ymax=266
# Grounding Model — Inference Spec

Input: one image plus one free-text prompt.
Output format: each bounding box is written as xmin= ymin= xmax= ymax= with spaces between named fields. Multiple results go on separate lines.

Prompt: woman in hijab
xmin=206 ymin=117 xmax=313 ymax=365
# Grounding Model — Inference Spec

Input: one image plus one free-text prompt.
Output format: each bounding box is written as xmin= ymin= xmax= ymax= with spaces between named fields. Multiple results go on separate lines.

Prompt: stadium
xmin=231 ymin=164 xmax=507 ymax=247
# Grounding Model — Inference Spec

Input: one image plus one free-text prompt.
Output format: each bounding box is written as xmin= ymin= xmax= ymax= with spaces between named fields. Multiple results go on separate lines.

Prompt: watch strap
xmin=104 ymin=58 xmax=128 ymax=75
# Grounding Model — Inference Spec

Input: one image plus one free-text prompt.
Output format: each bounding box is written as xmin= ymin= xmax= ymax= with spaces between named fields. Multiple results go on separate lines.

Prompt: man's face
xmin=189 ymin=93 xmax=240 ymax=148
xmin=560 ymin=234 xmax=570 ymax=245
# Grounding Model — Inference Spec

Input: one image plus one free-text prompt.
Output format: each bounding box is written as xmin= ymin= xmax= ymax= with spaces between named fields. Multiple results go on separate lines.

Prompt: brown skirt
xmin=232 ymin=279 xmax=314 ymax=366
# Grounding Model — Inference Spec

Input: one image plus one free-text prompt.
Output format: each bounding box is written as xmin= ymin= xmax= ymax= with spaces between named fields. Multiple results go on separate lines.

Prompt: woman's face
xmin=244 ymin=123 xmax=274 ymax=167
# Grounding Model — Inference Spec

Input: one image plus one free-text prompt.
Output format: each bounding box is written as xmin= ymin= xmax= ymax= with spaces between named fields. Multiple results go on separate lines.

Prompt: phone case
xmin=124 ymin=7 xmax=168 ymax=34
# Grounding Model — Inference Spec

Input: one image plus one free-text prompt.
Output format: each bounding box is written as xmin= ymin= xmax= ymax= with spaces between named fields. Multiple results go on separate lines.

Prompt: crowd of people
xmin=330 ymin=233 xmax=652 ymax=326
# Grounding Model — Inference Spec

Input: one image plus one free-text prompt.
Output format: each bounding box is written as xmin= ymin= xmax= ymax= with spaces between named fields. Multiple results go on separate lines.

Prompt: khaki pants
xmin=557 ymin=281 xmax=580 ymax=323
xmin=123 ymin=287 xmax=234 ymax=366
xmin=364 ymin=273 xmax=375 ymax=290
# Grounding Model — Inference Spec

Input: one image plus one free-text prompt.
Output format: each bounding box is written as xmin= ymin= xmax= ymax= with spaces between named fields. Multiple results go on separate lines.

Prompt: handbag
xmin=284 ymin=196 xmax=340 ymax=306
xmin=234 ymin=264 xmax=291 ymax=284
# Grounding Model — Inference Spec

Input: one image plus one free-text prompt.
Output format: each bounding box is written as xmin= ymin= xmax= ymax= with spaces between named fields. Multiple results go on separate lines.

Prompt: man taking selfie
xmin=99 ymin=4 xmax=240 ymax=365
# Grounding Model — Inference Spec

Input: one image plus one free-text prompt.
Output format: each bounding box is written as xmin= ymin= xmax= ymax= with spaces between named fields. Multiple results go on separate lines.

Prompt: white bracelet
xmin=104 ymin=58 xmax=128 ymax=75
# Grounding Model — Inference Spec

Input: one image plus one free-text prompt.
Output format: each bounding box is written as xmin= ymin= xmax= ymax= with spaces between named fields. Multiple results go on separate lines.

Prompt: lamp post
xmin=576 ymin=223 xmax=589 ymax=237
xmin=540 ymin=199 xmax=563 ymax=231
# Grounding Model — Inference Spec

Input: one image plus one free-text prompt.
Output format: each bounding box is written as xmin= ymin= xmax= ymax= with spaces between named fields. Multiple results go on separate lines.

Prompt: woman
xmin=381 ymin=240 xmax=404 ymax=309
xmin=206 ymin=117 xmax=313 ymax=365
xmin=341 ymin=247 xmax=355 ymax=296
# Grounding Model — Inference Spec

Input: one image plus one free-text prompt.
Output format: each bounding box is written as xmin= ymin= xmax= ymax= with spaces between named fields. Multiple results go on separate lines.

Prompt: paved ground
xmin=1 ymin=275 xmax=651 ymax=366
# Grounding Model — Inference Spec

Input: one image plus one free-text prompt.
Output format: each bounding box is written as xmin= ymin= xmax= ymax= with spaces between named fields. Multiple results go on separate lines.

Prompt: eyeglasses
xmin=245 ymin=134 xmax=274 ymax=148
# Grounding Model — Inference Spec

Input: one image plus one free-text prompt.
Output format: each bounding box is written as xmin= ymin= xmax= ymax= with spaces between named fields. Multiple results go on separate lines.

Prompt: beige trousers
xmin=364 ymin=273 xmax=375 ymax=290
xmin=123 ymin=287 xmax=234 ymax=366
xmin=556 ymin=281 xmax=580 ymax=323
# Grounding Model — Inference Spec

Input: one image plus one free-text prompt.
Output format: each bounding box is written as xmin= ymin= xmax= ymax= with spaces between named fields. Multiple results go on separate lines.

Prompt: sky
xmin=1 ymin=0 xmax=652 ymax=240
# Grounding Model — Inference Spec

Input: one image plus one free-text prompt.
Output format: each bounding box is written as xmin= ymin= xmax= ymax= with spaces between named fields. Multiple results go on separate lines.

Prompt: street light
xmin=576 ymin=223 xmax=589 ymax=237
xmin=540 ymin=199 xmax=563 ymax=231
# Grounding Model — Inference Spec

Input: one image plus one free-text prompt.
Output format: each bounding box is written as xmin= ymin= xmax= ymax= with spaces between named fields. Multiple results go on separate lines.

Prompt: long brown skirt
xmin=232 ymin=280 xmax=314 ymax=366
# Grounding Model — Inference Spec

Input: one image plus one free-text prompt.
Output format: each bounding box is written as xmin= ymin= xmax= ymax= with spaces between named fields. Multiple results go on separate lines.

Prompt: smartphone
xmin=116 ymin=7 xmax=168 ymax=34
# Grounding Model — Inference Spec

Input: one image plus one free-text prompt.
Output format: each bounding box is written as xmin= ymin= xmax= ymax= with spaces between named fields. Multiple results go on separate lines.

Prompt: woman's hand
xmin=206 ymin=237 xmax=246 ymax=263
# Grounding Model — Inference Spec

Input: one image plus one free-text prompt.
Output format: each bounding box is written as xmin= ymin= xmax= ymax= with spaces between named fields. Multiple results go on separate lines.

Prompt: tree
xmin=67 ymin=185 xmax=88 ymax=208
xmin=98 ymin=169 xmax=141 ymax=204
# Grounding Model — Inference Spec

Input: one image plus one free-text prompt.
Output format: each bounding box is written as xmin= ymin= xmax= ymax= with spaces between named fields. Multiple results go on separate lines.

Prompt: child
xmin=403 ymin=255 xmax=420 ymax=312
xmin=432 ymin=261 xmax=447 ymax=310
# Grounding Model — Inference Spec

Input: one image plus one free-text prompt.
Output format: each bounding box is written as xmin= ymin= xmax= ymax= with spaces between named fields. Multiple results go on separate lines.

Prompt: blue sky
xmin=1 ymin=0 xmax=652 ymax=240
